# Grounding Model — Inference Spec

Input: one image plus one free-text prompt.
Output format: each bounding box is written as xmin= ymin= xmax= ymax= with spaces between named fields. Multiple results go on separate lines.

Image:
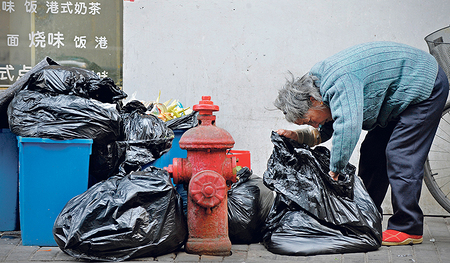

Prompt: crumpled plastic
xmin=24 ymin=65 xmax=127 ymax=103
xmin=114 ymin=100 xmax=174 ymax=176
xmin=227 ymin=167 xmax=274 ymax=244
xmin=88 ymin=101 xmax=175 ymax=185
xmin=6 ymin=65 xmax=125 ymax=144
xmin=262 ymin=131 xmax=382 ymax=255
xmin=0 ymin=57 xmax=59 ymax=128
xmin=121 ymin=100 xmax=173 ymax=141
xmin=53 ymin=167 xmax=187 ymax=262
xmin=165 ymin=111 xmax=198 ymax=130
xmin=7 ymin=90 xmax=122 ymax=144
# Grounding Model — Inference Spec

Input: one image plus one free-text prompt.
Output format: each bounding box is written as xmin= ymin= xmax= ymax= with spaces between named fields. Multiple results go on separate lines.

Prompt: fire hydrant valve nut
xmin=189 ymin=170 xmax=227 ymax=208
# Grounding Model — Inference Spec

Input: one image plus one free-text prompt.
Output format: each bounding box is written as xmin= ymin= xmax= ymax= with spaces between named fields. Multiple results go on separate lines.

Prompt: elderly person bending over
xmin=274 ymin=41 xmax=449 ymax=246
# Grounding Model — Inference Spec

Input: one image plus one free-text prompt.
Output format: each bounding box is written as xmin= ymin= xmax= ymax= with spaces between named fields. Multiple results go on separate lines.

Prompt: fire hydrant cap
xmin=179 ymin=125 xmax=235 ymax=149
xmin=193 ymin=96 xmax=219 ymax=112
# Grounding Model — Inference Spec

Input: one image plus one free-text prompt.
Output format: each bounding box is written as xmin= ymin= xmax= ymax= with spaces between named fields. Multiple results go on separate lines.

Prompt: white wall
xmin=123 ymin=0 xmax=450 ymax=215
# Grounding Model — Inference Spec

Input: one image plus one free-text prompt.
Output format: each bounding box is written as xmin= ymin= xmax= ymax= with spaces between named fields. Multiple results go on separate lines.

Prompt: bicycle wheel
xmin=424 ymin=101 xmax=450 ymax=213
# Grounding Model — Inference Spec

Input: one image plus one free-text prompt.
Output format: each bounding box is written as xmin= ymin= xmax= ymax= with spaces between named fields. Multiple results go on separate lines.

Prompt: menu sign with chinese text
xmin=0 ymin=0 xmax=123 ymax=89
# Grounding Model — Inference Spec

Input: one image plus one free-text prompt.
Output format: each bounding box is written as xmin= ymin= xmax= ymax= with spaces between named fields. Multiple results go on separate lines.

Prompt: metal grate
xmin=425 ymin=26 xmax=450 ymax=84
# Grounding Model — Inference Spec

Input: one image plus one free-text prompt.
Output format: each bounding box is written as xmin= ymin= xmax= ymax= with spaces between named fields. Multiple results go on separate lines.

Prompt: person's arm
xmin=278 ymin=121 xmax=333 ymax=147
xmin=277 ymin=126 xmax=320 ymax=147
xmin=295 ymin=126 xmax=321 ymax=147
xmin=315 ymin=122 xmax=339 ymax=180
xmin=323 ymin=73 xmax=364 ymax=175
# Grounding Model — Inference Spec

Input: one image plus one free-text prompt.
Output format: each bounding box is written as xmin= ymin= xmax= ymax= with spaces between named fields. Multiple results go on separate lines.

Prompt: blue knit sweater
xmin=310 ymin=41 xmax=438 ymax=173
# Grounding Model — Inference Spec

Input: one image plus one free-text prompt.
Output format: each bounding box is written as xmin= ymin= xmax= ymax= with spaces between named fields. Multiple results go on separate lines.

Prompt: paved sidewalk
xmin=1 ymin=215 xmax=449 ymax=263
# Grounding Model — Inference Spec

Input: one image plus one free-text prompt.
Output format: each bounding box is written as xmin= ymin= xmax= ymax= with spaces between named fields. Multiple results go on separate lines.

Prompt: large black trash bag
xmin=7 ymin=90 xmax=122 ymax=144
xmin=227 ymin=167 xmax=274 ymax=244
xmin=122 ymin=100 xmax=173 ymax=141
xmin=25 ymin=65 xmax=127 ymax=103
xmin=0 ymin=57 xmax=59 ymax=128
xmin=262 ymin=132 xmax=382 ymax=255
xmin=53 ymin=167 xmax=188 ymax=262
xmin=165 ymin=111 xmax=198 ymax=130
xmin=115 ymin=100 xmax=174 ymax=175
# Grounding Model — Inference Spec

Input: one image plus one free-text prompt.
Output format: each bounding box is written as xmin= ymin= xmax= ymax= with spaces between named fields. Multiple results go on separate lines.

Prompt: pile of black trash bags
xmin=262 ymin=132 xmax=382 ymax=255
xmin=52 ymin=166 xmax=272 ymax=261
xmin=3 ymin=57 xmax=179 ymax=183
xmin=0 ymin=58 xmax=382 ymax=261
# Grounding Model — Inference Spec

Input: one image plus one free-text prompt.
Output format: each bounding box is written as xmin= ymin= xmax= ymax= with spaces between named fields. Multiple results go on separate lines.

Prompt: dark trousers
xmin=358 ymin=66 xmax=449 ymax=235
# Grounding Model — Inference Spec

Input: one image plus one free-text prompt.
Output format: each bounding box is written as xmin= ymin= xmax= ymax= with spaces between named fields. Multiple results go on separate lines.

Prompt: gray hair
xmin=274 ymin=72 xmax=322 ymax=123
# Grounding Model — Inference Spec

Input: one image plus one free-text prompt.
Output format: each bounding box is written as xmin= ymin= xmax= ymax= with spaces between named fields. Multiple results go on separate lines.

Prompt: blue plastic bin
xmin=17 ymin=137 xmax=93 ymax=246
xmin=150 ymin=129 xmax=188 ymax=212
xmin=151 ymin=129 xmax=188 ymax=168
xmin=0 ymin=129 xmax=19 ymax=231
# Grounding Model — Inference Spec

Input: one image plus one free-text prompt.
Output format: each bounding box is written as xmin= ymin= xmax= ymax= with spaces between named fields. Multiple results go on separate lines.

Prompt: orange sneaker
xmin=382 ymin=229 xmax=423 ymax=246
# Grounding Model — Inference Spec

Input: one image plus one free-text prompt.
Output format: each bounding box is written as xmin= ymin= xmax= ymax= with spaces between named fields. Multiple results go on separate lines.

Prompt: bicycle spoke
xmin=433 ymin=178 xmax=450 ymax=188
xmin=439 ymin=116 xmax=450 ymax=127
xmin=433 ymin=134 xmax=450 ymax=147
xmin=429 ymin=149 xmax=450 ymax=154
xmin=427 ymin=158 xmax=450 ymax=164
xmin=437 ymin=184 xmax=450 ymax=198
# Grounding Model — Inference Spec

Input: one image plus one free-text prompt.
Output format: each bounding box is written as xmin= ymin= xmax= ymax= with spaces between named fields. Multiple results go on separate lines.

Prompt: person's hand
xmin=276 ymin=129 xmax=298 ymax=141
xmin=329 ymin=171 xmax=339 ymax=181
xmin=277 ymin=126 xmax=321 ymax=147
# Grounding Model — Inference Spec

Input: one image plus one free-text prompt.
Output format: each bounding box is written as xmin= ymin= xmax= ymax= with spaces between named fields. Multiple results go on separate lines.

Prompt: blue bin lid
xmin=17 ymin=136 xmax=93 ymax=144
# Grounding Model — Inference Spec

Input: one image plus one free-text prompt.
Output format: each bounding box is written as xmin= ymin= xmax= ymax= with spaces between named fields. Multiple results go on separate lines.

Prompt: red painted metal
xmin=165 ymin=96 xmax=237 ymax=256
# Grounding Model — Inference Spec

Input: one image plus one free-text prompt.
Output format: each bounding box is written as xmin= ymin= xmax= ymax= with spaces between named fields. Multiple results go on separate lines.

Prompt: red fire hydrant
xmin=165 ymin=96 xmax=237 ymax=256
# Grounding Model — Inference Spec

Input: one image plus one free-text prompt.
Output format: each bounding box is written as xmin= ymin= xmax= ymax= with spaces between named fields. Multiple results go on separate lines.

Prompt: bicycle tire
xmin=424 ymin=100 xmax=450 ymax=213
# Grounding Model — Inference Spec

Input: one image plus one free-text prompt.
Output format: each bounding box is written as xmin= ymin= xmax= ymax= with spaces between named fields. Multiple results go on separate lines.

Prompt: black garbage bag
xmin=0 ymin=57 xmax=59 ymax=128
xmin=88 ymin=142 xmax=122 ymax=186
xmin=115 ymin=138 xmax=174 ymax=176
xmin=53 ymin=167 xmax=188 ymax=262
xmin=228 ymin=167 xmax=274 ymax=244
xmin=165 ymin=111 xmax=198 ymax=130
xmin=122 ymin=100 xmax=173 ymax=141
xmin=7 ymin=90 xmax=122 ymax=144
xmin=88 ymin=101 xmax=175 ymax=185
xmin=262 ymin=132 xmax=382 ymax=255
xmin=25 ymin=65 xmax=127 ymax=103
xmin=257 ymin=176 xmax=275 ymax=226
xmin=87 ymin=101 xmax=144 ymax=185
xmin=115 ymin=100 xmax=174 ymax=175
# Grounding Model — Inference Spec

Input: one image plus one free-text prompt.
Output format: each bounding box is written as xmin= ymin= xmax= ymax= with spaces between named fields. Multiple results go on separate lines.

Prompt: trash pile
xmin=0 ymin=57 xmax=273 ymax=261
xmin=0 ymin=57 xmax=383 ymax=260
xmin=4 ymin=61 xmax=180 ymax=184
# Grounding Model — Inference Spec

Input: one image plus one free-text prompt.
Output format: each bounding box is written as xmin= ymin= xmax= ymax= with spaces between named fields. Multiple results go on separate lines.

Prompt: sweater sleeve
xmin=322 ymin=73 xmax=364 ymax=173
